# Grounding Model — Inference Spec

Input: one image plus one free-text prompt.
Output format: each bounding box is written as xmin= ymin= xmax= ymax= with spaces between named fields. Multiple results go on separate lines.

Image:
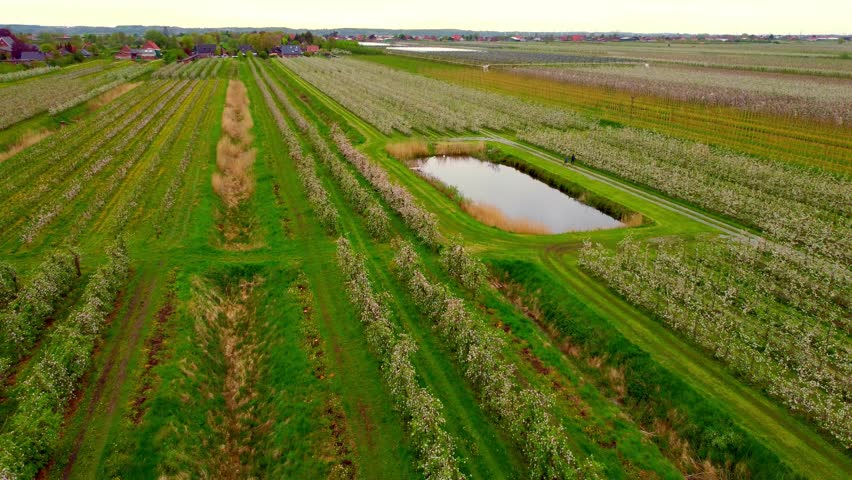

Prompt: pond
xmin=412 ymin=156 xmax=624 ymax=234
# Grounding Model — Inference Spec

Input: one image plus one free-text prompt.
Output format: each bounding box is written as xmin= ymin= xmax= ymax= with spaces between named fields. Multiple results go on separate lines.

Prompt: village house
xmin=0 ymin=36 xmax=14 ymax=58
xmin=116 ymin=41 xmax=161 ymax=61
xmin=20 ymin=51 xmax=46 ymax=62
xmin=195 ymin=43 xmax=217 ymax=58
xmin=279 ymin=45 xmax=302 ymax=57
xmin=136 ymin=40 xmax=161 ymax=60
xmin=115 ymin=45 xmax=133 ymax=60
xmin=304 ymin=44 xmax=319 ymax=54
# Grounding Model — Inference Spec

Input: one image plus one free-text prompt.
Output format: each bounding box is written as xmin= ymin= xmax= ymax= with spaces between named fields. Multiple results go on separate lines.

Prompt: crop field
xmin=388 ymin=49 xmax=631 ymax=66
xmin=0 ymin=61 xmax=153 ymax=129
xmin=395 ymin=41 xmax=852 ymax=76
xmin=512 ymin=64 xmax=852 ymax=124
xmin=153 ymin=58 xmax=234 ymax=80
xmin=0 ymin=42 xmax=849 ymax=480
xmin=375 ymin=49 xmax=852 ymax=173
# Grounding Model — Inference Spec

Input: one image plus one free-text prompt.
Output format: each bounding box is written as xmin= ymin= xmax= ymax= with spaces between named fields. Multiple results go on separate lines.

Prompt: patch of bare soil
xmin=290 ymin=276 xmax=356 ymax=478
xmin=130 ymin=279 xmax=177 ymax=424
xmin=493 ymin=271 xmax=714 ymax=478
xmin=358 ymin=402 xmax=376 ymax=450
xmin=190 ymin=275 xmax=267 ymax=479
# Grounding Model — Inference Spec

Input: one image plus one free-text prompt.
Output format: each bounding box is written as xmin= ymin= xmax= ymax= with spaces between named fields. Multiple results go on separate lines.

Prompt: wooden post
xmin=74 ymin=253 xmax=81 ymax=277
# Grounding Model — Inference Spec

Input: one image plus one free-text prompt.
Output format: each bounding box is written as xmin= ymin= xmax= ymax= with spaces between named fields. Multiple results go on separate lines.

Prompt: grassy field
xmin=0 ymin=49 xmax=848 ymax=480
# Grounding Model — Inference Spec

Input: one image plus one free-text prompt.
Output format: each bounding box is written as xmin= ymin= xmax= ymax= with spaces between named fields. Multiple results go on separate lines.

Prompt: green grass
xmin=0 ymin=56 xmax=847 ymax=480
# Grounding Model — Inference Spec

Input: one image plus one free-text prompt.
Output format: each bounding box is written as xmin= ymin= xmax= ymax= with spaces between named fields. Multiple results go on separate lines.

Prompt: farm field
xmin=371 ymin=50 xmax=852 ymax=173
xmin=0 ymin=41 xmax=849 ymax=480
xmin=394 ymin=40 xmax=852 ymax=75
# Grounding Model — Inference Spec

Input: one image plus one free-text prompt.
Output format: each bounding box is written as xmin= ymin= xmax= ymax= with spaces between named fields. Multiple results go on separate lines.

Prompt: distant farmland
xmin=0 ymin=39 xmax=849 ymax=480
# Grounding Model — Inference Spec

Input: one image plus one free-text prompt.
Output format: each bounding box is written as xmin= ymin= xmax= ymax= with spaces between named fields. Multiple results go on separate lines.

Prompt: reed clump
xmin=462 ymin=200 xmax=552 ymax=235
xmin=621 ymin=212 xmax=645 ymax=227
xmin=385 ymin=140 xmax=429 ymax=160
xmin=434 ymin=141 xmax=485 ymax=156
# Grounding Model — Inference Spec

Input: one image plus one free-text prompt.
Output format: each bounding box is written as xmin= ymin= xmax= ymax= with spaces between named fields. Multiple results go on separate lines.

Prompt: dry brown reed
xmin=212 ymin=80 xmax=256 ymax=208
xmin=385 ymin=140 xmax=429 ymax=160
xmin=88 ymin=82 xmax=140 ymax=110
xmin=434 ymin=141 xmax=485 ymax=156
xmin=461 ymin=200 xmax=552 ymax=235
xmin=0 ymin=129 xmax=51 ymax=163
xmin=621 ymin=212 xmax=644 ymax=227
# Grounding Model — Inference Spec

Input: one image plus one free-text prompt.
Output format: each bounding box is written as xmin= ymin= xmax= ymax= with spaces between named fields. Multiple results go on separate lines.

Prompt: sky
xmin=4 ymin=0 xmax=851 ymax=34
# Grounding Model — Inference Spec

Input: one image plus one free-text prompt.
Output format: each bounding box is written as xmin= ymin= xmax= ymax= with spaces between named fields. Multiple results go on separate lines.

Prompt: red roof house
xmin=305 ymin=45 xmax=319 ymax=54
xmin=137 ymin=40 xmax=161 ymax=60
xmin=115 ymin=45 xmax=132 ymax=60
xmin=0 ymin=36 xmax=14 ymax=56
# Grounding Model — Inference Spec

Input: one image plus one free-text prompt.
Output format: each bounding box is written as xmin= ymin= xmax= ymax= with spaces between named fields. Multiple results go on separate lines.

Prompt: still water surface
xmin=413 ymin=156 xmax=623 ymax=233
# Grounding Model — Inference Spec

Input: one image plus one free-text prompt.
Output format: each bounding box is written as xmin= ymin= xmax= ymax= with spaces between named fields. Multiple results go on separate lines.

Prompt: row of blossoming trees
xmin=0 ymin=62 xmax=152 ymax=128
xmin=0 ymin=239 xmax=129 ymax=478
xmin=520 ymin=126 xmax=850 ymax=264
xmin=281 ymin=55 xmax=850 ymax=447
xmin=253 ymin=59 xmax=473 ymax=477
xmin=1 ymin=79 xmax=170 ymax=214
xmin=19 ymin=80 xmax=192 ymax=244
xmin=250 ymin=59 xmax=391 ymax=240
xmin=0 ymin=79 xmax=197 ymax=246
xmin=248 ymin=59 xmax=340 ymax=233
xmin=0 ymin=75 xmax=223 ymax=477
xmin=393 ymin=239 xmax=601 ymax=478
xmin=337 ymin=238 xmax=464 ymax=478
xmin=579 ymin=237 xmax=851 ymax=446
xmin=254 ymin=58 xmax=610 ymax=476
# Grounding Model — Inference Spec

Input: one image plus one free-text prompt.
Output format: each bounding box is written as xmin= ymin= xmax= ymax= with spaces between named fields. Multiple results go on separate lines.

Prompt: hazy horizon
xmin=4 ymin=0 xmax=852 ymax=35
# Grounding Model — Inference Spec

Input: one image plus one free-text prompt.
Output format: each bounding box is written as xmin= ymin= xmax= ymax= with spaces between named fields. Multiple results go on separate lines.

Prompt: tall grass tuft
xmin=385 ymin=140 xmax=429 ymax=160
